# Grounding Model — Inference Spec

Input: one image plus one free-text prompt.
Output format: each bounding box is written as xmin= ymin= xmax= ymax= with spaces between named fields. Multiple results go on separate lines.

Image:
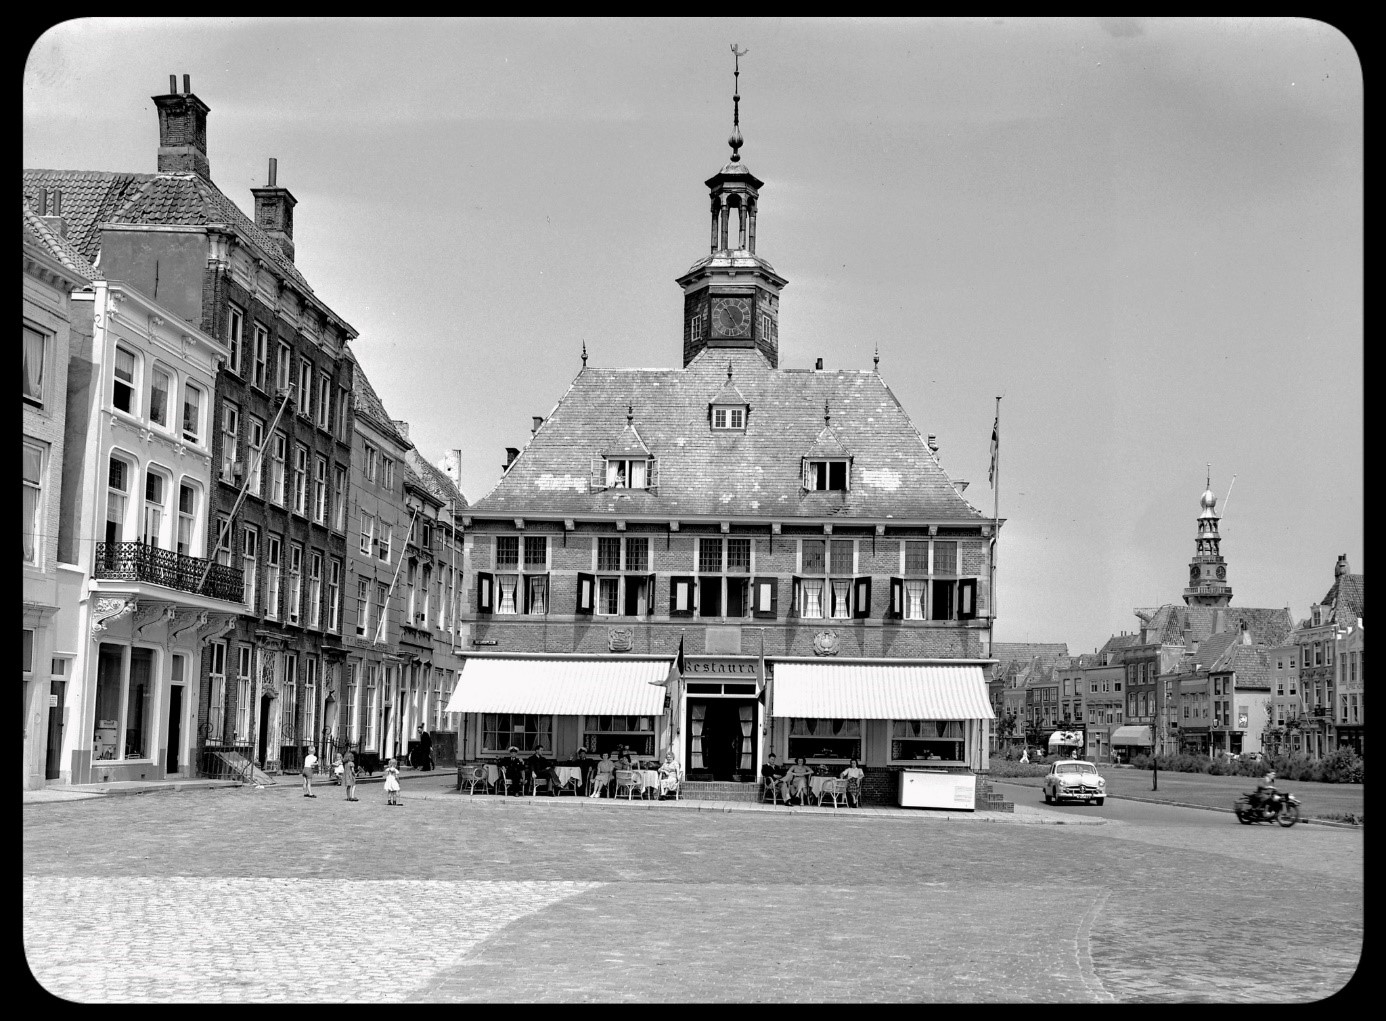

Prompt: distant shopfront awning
xmin=1110 ymin=725 xmax=1154 ymax=746
xmin=445 ymin=658 xmax=671 ymax=716
xmin=770 ymin=663 xmax=994 ymax=720
xmin=1048 ymin=730 xmax=1083 ymax=748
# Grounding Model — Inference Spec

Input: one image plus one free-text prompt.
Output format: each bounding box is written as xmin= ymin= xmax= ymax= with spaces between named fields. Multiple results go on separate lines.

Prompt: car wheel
xmin=1095 ymin=798 xmax=1104 ymax=806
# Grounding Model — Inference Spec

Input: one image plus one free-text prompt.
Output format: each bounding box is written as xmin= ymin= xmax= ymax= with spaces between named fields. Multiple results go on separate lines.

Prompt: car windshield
xmin=1055 ymin=763 xmax=1090 ymax=774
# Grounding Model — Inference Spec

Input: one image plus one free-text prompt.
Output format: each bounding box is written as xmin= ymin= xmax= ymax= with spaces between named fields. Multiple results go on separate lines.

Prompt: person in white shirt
xmin=301 ymin=747 xmax=319 ymax=798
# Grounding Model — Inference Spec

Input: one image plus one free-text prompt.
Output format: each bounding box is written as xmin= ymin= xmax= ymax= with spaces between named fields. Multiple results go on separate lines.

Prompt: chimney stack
xmin=927 ymin=434 xmax=939 ymax=454
xmin=532 ymin=416 xmax=544 ymax=435
xmin=251 ymin=157 xmax=298 ymax=262
xmin=436 ymin=450 xmax=464 ymax=488
xmin=503 ymin=447 xmax=520 ymax=470
xmin=153 ymin=73 xmax=211 ymax=180
xmin=814 ymin=358 xmax=823 ymax=370
xmin=391 ymin=419 xmax=410 ymax=441
xmin=1335 ymin=554 xmax=1349 ymax=578
xmin=36 ymin=188 xmax=67 ymax=238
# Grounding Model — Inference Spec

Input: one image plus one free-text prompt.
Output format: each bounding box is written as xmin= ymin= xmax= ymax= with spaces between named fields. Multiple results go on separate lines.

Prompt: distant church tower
xmin=1183 ymin=468 xmax=1233 ymax=606
xmin=676 ymin=45 xmax=788 ymax=367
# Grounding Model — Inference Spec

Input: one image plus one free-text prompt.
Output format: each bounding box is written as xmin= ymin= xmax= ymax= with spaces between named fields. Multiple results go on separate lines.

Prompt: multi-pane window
xmin=241 ymin=526 xmax=259 ymax=611
xmin=293 ymin=444 xmax=309 ymax=515
xmin=298 ymin=357 xmax=312 ymax=415
xmin=182 ymin=382 xmax=203 ymax=444
xmin=788 ymin=718 xmax=862 ymax=762
xmin=246 ymin=417 xmax=265 ymax=495
xmin=206 ymin=641 xmax=227 ymax=743
xmin=23 ymin=441 xmax=43 ymax=564
xmin=888 ymin=538 xmax=978 ymax=622
xmin=583 ymin=536 xmax=653 ymax=618
xmin=226 ymin=305 xmax=244 ymax=376
xmin=377 ymin=525 xmax=392 ymax=564
xmin=694 ymin=537 xmax=750 ymax=618
xmin=604 ymin=458 xmax=648 ymax=489
xmin=265 ymin=536 xmax=282 ymax=619
xmin=326 ymin=559 xmax=341 ymax=632
xmin=177 ymin=483 xmax=197 ymax=556
xmin=375 ymin=582 xmax=390 ymax=640
xmin=91 ymin=645 xmax=155 ymax=759
xmin=142 ymin=470 xmax=166 ymax=547
xmin=805 ymin=459 xmax=848 ymax=491
xmin=113 ymin=346 xmax=137 ymax=414
xmin=23 ymin=324 xmax=46 ymax=405
xmin=220 ymin=402 xmax=239 ymax=482
xmin=583 ymin=715 xmax=655 ymax=756
xmin=281 ymin=653 xmax=298 ymax=744
xmin=303 ymin=657 xmax=318 ymax=747
xmin=365 ymin=444 xmax=378 ymax=483
xmin=482 ymin=535 xmax=549 ymax=615
xmin=287 ymin=544 xmax=303 ymax=625
xmin=891 ymin=720 xmax=964 ymax=762
xmin=336 ymin=388 xmax=350 ymax=441
xmin=383 ymin=457 xmax=395 ymax=490
xmin=363 ymin=665 xmax=378 ymax=749
xmin=313 ymin=457 xmax=328 ymax=523
xmin=481 ymin=713 xmax=553 ymax=754
xmin=252 ymin=324 xmax=269 ymax=391
xmin=269 ymin=432 xmax=287 ymax=505
xmin=796 ymin=539 xmax=864 ymax=619
xmin=355 ymin=578 xmax=370 ymax=637
xmin=149 ymin=366 xmax=171 ymax=427
xmin=344 ymin=663 xmax=358 ymax=741
xmin=214 ymin=515 xmax=232 ymax=567
xmin=276 ymin=342 xmax=292 ymax=392
xmin=711 ymin=406 xmax=745 ymax=429
xmin=317 ymin=372 xmax=331 ymax=428
xmin=332 ymin=465 xmax=347 ymax=531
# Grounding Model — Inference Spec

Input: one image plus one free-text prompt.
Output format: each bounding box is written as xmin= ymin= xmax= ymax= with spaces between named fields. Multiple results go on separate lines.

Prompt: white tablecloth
xmin=553 ymin=766 xmax=583 ymax=788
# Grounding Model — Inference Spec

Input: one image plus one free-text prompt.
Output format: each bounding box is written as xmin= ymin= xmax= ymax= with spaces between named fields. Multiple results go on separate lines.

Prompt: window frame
xmin=112 ymin=344 xmax=139 ymax=416
xmin=252 ymin=323 xmax=270 ymax=391
xmin=148 ymin=363 xmax=173 ymax=429
xmin=23 ymin=322 xmax=48 ymax=407
xmin=292 ymin=443 xmax=309 ymax=516
xmin=297 ymin=356 xmax=312 ymax=415
xmin=23 ymin=440 xmax=45 ymax=565
xmin=181 ymin=381 xmax=204 ymax=445
xmin=316 ymin=371 xmax=331 ymax=428
xmin=326 ymin=558 xmax=341 ymax=633
xmin=226 ymin=304 xmax=244 ymax=377
xmin=786 ymin=716 xmax=863 ymax=764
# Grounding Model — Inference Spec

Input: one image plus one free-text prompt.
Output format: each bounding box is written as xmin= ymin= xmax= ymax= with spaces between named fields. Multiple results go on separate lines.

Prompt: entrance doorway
xmin=166 ymin=685 xmax=183 ymax=775
xmin=258 ymin=696 xmax=272 ymax=767
xmin=45 ymin=680 xmax=66 ymax=780
xmin=686 ymin=698 xmax=757 ymax=781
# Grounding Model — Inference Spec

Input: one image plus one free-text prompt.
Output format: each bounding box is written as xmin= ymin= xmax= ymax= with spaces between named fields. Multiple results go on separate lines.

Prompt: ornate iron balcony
xmin=95 ymin=542 xmax=244 ymax=604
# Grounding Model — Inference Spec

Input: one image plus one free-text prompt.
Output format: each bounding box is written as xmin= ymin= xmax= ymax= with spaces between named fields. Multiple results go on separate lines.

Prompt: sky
xmin=23 ymin=17 xmax=1362 ymax=655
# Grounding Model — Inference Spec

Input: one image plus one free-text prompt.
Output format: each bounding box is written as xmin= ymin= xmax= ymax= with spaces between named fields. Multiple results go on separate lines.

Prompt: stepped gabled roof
xmin=470 ymin=347 xmax=989 ymax=521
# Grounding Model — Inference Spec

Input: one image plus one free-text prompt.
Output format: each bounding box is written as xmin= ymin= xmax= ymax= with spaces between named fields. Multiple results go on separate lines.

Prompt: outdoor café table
xmin=808 ymin=775 xmax=832 ymax=798
xmin=632 ymin=769 xmax=660 ymax=797
xmin=484 ymin=763 xmax=501 ymax=788
xmin=553 ymin=766 xmax=583 ymax=791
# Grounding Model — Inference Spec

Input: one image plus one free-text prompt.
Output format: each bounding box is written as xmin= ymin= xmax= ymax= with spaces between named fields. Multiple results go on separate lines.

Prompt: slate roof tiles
xmin=471 ymin=347 xmax=989 ymax=521
xmin=23 ymin=204 xmax=98 ymax=281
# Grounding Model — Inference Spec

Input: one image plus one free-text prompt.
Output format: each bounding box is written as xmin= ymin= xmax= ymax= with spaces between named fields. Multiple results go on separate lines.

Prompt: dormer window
xmin=605 ymin=458 xmax=648 ymax=489
xmin=805 ymin=459 xmax=849 ymax=491
xmin=712 ymin=406 xmax=745 ymax=430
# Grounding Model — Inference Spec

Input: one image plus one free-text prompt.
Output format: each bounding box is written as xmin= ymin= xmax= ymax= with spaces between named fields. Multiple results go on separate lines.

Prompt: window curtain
xmin=23 ymin=445 xmax=42 ymax=562
xmin=905 ymin=580 xmax=925 ymax=619
xmin=497 ymin=575 xmax=518 ymax=614
xmin=23 ymin=327 xmax=44 ymax=401
xmin=738 ymin=704 xmax=754 ymax=771
xmin=831 ymin=580 xmax=851 ymax=618
xmin=689 ymin=703 xmax=705 ymax=769
xmin=802 ymin=579 xmax=824 ymax=618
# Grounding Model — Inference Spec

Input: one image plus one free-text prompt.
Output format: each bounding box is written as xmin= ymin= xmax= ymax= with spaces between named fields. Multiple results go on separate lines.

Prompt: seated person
xmin=497 ymin=745 xmax=527 ymax=796
xmin=526 ymin=745 xmax=562 ymax=794
xmin=840 ymin=757 xmax=865 ymax=807
xmin=657 ymin=751 xmax=682 ymax=799
xmin=574 ymin=746 xmax=593 ymax=790
xmin=783 ymin=757 xmax=816 ymax=804
xmin=590 ymin=751 xmax=616 ymax=797
xmin=761 ymin=753 xmax=790 ymax=802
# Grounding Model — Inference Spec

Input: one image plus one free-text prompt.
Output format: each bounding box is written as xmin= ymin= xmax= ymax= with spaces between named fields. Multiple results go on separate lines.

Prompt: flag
xmin=676 ymin=632 xmax=685 ymax=675
xmin=988 ymin=416 xmax=999 ymax=488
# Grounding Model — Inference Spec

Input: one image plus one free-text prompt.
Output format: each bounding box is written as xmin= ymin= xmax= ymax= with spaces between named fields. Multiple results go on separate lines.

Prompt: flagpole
xmin=990 ymin=396 xmax=1001 ymax=639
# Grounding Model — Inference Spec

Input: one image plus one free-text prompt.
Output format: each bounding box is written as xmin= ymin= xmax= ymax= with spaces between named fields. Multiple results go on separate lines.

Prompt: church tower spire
xmin=676 ymin=44 xmax=788 ymax=368
xmin=1184 ymin=466 xmax=1234 ymax=607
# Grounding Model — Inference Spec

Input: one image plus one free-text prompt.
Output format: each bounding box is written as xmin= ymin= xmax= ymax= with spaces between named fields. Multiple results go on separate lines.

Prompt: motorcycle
xmin=1234 ymin=789 xmax=1301 ymax=827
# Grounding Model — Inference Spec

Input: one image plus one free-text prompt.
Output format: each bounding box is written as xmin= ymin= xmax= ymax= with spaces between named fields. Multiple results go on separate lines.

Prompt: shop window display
xmin=891 ymin=719 xmax=964 ymax=762
xmin=787 ymin=717 xmax=861 ymax=761
xmin=583 ymin=715 xmax=655 ymax=757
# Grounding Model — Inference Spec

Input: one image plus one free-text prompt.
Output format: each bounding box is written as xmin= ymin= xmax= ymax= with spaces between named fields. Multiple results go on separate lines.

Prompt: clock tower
xmin=1183 ymin=468 xmax=1233 ymax=607
xmin=677 ymin=45 xmax=788 ymax=368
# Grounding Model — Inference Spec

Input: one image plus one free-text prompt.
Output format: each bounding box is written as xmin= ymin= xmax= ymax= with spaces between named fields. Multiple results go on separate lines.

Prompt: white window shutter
xmin=647 ymin=457 xmax=658 ymax=493
xmin=590 ymin=456 xmax=606 ymax=492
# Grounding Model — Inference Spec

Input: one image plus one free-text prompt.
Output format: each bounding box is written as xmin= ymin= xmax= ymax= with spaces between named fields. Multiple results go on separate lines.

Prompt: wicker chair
xmin=494 ymin=766 xmax=516 ymax=797
xmin=658 ymin=767 xmax=683 ymax=801
xmin=613 ymin=769 xmax=641 ymax=800
xmin=761 ymin=774 xmax=784 ymax=805
xmin=816 ymin=778 xmax=847 ymax=808
xmin=845 ymin=776 xmax=862 ymax=808
xmin=462 ymin=764 xmax=490 ymax=796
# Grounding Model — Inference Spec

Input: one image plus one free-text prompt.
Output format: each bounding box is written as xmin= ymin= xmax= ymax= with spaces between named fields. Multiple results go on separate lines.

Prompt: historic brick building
xmin=449 ymin=69 xmax=999 ymax=800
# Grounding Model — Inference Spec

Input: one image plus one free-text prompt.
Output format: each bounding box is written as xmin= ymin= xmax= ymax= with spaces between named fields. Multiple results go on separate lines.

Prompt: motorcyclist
xmin=1252 ymin=769 xmax=1278 ymax=813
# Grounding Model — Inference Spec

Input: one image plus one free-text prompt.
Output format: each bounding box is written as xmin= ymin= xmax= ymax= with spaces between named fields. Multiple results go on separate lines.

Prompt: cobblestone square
xmin=23 ymin=780 xmax=1363 ymax=1002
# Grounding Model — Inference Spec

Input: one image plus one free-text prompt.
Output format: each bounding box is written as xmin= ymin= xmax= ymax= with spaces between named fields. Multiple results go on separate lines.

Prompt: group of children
xmin=300 ymin=747 xmax=403 ymax=806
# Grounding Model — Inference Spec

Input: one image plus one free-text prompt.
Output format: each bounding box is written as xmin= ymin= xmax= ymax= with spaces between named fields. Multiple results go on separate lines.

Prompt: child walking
xmin=302 ymin=747 xmax=319 ymax=797
xmin=342 ymin=750 xmax=358 ymax=801
xmin=383 ymin=757 xmax=402 ymax=806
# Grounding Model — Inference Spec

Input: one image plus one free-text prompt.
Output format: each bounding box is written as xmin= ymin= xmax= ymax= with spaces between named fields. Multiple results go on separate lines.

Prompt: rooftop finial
xmin=824 ymin=399 xmax=831 ymax=425
xmin=728 ymin=43 xmax=748 ymax=162
xmin=727 ymin=360 xmax=734 ymax=382
xmin=581 ymin=341 xmax=588 ymax=367
xmin=873 ymin=343 xmax=880 ymax=371
xmin=627 ymin=403 xmax=634 ymax=425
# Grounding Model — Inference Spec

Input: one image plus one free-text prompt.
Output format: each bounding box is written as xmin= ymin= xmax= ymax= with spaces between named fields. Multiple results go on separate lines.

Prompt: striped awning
xmin=770 ymin=663 xmax=995 ymax=720
xmin=1110 ymin=725 xmax=1154 ymax=746
xmin=444 ymin=658 xmax=671 ymax=716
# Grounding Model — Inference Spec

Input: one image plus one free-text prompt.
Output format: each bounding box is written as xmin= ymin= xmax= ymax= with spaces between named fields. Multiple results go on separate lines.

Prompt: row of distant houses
xmin=990 ymin=553 xmax=1364 ymax=763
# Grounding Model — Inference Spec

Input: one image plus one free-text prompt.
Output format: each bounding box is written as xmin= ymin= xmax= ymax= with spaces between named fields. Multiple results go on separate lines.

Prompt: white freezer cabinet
xmin=898 ymin=768 xmax=976 ymax=811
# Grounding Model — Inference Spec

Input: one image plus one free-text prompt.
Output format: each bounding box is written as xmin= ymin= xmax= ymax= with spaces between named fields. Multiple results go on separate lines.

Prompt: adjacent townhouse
xmin=1295 ymin=555 xmax=1365 ymax=757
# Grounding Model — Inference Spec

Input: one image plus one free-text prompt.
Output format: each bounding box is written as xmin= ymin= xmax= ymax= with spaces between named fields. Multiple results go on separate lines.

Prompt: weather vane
xmin=729 ymin=43 xmax=748 ymax=161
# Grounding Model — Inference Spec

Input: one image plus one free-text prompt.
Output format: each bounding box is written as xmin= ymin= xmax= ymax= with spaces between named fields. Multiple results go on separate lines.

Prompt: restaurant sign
xmin=683 ymin=656 xmax=762 ymax=684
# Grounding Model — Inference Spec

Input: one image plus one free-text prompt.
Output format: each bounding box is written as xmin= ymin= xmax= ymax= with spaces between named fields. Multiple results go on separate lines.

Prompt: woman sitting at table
xmin=784 ymin=756 xmax=816 ymax=804
xmin=657 ymin=751 xmax=682 ymax=799
xmin=590 ymin=751 xmax=616 ymax=798
xmin=840 ymin=757 xmax=865 ymax=808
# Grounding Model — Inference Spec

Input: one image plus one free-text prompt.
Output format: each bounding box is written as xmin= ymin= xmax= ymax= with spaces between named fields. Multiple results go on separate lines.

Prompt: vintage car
xmin=1042 ymin=759 xmax=1107 ymax=805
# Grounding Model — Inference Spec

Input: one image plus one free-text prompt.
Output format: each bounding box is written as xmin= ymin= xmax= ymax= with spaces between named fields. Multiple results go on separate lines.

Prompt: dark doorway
xmin=688 ymin=698 xmax=756 ymax=781
xmin=258 ymin=696 xmax=271 ymax=767
xmin=166 ymin=685 xmax=183 ymax=774
xmin=45 ymin=681 xmax=66 ymax=780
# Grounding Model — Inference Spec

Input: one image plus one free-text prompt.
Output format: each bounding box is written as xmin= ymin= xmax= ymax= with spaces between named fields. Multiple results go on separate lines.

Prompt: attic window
xmin=712 ymin=406 xmax=745 ymax=430
xmin=805 ymin=459 xmax=849 ymax=492
xmin=605 ymin=458 xmax=648 ymax=489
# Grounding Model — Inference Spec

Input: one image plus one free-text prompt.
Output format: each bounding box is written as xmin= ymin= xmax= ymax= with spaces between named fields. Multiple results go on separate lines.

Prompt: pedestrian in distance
xmin=302 ymin=747 xmax=318 ymax=797
xmin=384 ymin=757 xmax=402 ymax=806
xmin=416 ymin=724 xmax=434 ymax=771
xmin=331 ymin=751 xmax=344 ymax=785
xmin=343 ymin=749 xmax=359 ymax=801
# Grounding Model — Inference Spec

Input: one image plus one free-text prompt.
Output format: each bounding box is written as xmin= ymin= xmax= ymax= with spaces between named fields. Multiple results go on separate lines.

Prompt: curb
xmin=989 ymin=780 xmax=1362 ymax=829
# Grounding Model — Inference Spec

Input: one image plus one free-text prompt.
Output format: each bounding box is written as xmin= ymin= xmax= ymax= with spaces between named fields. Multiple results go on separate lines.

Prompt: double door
xmin=686 ymin=698 xmax=757 ymax=781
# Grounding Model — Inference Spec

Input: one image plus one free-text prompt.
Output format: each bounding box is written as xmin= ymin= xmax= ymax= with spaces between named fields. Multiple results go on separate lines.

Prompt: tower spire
xmin=1184 ymin=468 xmax=1233 ymax=607
xmin=729 ymin=43 xmax=748 ymax=162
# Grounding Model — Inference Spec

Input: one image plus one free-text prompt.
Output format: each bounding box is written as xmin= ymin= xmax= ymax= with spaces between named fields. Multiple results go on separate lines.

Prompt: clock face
xmin=1191 ymin=565 xmax=1200 ymax=579
xmin=1217 ymin=566 xmax=1226 ymax=579
xmin=713 ymin=297 xmax=752 ymax=337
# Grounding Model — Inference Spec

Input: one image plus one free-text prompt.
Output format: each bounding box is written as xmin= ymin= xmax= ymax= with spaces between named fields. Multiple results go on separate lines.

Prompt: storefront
xmin=1109 ymin=724 xmax=1154 ymax=763
xmin=766 ymin=660 xmax=994 ymax=796
xmin=446 ymin=655 xmax=676 ymax=765
xmin=680 ymin=655 xmax=763 ymax=781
